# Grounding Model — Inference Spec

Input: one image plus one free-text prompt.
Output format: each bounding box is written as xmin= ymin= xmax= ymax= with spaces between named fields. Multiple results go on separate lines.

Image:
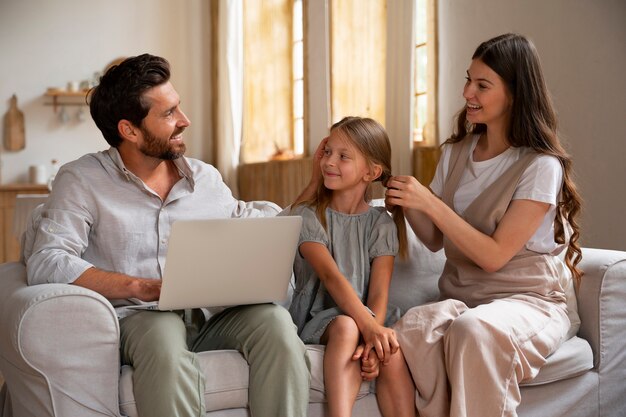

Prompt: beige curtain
xmin=215 ymin=0 xmax=244 ymax=193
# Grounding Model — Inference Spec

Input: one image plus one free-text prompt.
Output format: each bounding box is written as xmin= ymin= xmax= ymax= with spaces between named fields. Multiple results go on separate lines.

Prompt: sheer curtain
xmin=215 ymin=0 xmax=244 ymax=194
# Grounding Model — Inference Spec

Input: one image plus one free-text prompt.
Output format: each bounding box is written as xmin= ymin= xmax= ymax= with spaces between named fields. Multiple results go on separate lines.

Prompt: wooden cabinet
xmin=0 ymin=184 xmax=49 ymax=263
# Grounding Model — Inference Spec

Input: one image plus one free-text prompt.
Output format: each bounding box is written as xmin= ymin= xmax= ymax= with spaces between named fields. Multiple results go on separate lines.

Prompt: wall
xmin=438 ymin=0 xmax=626 ymax=251
xmin=0 ymin=0 xmax=211 ymax=184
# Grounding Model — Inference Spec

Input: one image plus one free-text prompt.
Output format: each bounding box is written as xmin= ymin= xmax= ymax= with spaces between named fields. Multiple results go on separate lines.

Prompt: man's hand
xmin=130 ymin=277 xmax=161 ymax=301
xmin=73 ymin=267 xmax=161 ymax=301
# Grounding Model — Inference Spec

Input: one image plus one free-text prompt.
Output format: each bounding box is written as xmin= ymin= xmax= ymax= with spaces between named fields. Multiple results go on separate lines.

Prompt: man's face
xmin=138 ymin=82 xmax=190 ymax=160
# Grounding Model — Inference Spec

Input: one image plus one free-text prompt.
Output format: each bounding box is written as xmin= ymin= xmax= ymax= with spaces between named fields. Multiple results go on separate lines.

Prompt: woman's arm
xmin=386 ymin=176 xmax=443 ymax=252
xmin=386 ymin=175 xmax=550 ymax=272
xmin=299 ymin=242 xmax=399 ymax=361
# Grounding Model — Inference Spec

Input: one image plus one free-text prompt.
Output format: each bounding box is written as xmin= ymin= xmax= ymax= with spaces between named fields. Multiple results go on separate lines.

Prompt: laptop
xmin=132 ymin=216 xmax=302 ymax=311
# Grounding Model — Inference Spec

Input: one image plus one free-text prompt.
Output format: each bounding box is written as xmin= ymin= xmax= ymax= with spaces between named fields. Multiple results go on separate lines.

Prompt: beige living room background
xmin=0 ymin=0 xmax=624 ymax=253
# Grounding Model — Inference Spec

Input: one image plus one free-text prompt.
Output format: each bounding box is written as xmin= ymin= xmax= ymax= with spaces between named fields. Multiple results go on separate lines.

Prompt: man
xmin=26 ymin=54 xmax=310 ymax=417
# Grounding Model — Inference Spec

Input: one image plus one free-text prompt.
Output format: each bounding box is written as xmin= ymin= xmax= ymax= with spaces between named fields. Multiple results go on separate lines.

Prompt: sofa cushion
xmin=520 ymin=336 xmax=593 ymax=386
xmin=119 ymin=346 xmax=371 ymax=417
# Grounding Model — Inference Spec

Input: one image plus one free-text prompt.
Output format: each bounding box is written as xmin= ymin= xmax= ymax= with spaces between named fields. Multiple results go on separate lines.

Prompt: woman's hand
xmin=352 ymin=344 xmax=381 ymax=381
xmin=385 ymin=175 xmax=433 ymax=212
xmin=360 ymin=320 xmax=399 ymax=364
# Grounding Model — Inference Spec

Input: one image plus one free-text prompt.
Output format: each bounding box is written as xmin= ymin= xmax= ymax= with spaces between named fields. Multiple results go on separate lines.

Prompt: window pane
xmin=413 ymin=93 xmax=427 ymax=141
xmin=294 ymin=78 xmax=303 ymax=118
xmin=293 ymin=40 xmax=303 ymax=80
xmin=294 ymin=118 xmax=304 ymax=155
xmin=415 ymin=45 xmax=427 ymax=94
xmin=293 ymin=0 xmax=303 ymax=40
xmin=415 ymin=0 xmax=427 ymax=45
xmin=242 ymin=0 xmax=293 ymax=163
xmin=330 ymin=0 xmax=386 ymax=125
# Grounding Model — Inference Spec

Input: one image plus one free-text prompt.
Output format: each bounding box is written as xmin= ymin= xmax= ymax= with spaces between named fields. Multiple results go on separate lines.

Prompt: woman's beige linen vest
xmin=438 ymin=137 xmax=566 ymax=308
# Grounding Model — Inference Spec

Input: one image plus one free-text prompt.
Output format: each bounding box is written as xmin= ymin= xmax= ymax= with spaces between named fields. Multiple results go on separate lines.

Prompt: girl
xmin=283 ymin=116 xmax=416 ymax=417
xmin=386 ymin=33 xmax=583 ymax=417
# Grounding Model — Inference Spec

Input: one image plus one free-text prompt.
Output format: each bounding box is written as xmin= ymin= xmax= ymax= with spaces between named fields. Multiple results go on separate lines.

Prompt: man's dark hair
xmin=89 ymin=54 xmax=170 ymax=147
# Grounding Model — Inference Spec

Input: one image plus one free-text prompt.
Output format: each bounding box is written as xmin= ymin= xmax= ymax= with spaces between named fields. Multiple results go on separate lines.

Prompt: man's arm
xmin=73 ymin=267 xmax=160 ymax=301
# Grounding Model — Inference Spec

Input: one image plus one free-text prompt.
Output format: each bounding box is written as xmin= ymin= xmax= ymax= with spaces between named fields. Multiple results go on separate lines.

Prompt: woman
xmin=385 ymin=33 xmax=582 ymax=417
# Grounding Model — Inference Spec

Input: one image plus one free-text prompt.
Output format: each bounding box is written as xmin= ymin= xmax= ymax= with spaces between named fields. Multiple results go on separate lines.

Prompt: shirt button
xmin=161 ymin=239 xmax=167 ymax=244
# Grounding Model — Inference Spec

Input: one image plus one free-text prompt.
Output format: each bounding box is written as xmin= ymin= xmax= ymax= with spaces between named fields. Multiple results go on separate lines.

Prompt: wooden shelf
xmin=44 ymin=89 xmax=90 ymax=112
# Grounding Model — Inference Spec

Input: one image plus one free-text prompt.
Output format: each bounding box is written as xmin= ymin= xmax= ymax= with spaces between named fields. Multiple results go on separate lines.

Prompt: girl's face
xmin=320 ymin=130 xmax=374 ymax=192
xmin=463 ymin=59 xmax=512 ymax=131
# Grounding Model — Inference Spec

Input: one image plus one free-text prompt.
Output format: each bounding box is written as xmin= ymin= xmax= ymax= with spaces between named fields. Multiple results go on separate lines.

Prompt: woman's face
xmin=463 ymin=59 xmax=512 ymax=130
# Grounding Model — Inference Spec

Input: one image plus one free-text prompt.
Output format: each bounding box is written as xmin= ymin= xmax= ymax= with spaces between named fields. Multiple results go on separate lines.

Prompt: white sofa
xmin=1 ymin=204 xmax=625 ymax=417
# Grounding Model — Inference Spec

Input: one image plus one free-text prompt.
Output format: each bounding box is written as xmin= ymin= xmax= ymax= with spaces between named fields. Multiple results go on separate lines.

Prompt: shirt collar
xmin=105 ymin=147 xmax=196 ymax=188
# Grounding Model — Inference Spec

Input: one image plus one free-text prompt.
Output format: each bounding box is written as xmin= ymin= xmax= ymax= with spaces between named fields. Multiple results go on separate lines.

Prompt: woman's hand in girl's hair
xmin=385 ymin=175 xmax=433 ymax=212
xmin=361 ymin=321 xmax=400 ymax=364
xmin=352 ymin=344 xmax=381 ymax=381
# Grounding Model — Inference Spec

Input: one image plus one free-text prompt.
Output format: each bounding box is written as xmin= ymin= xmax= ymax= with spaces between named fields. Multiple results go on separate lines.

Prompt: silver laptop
xmin=144 ymin=216 xmax=302 ymax=311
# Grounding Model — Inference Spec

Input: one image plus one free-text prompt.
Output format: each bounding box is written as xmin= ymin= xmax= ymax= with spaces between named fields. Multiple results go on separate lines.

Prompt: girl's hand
xmin=361 ymin=321 xmax=399 ymax=364
xmin=306 ymin=136 xmax=328 ymax=193
xmin=352 ymin=344 xmax=380 ymax=381
xmin=311 ymin=136 xmax=328 ymax=183
xmin=385 ymin=175 xmax=432 ymax=212
xmin=292 ymin=137 xmax=328 ymax=206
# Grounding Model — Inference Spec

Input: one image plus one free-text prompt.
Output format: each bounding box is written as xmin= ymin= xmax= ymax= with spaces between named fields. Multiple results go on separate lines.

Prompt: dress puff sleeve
xmin=367 ymin=207 xmax=399 ymax=260
xmin=279 ymin=204 xmax=329 ymax=248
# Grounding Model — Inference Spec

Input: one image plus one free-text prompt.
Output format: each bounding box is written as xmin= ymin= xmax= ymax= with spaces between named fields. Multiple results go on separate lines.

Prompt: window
xmin=413 ymin=0 xmax=437 ymax=145
xmin=292 ymin=0 xmax=304 ymax=155
xmin=241 ymin=0 xmax=304 ymax=163
xmin=329 ymin=0 xmax=387 ymax=126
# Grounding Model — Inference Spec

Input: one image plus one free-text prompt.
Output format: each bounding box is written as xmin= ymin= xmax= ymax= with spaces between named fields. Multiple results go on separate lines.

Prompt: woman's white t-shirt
xmin=430 ymin=135 xmax=563 ymax=254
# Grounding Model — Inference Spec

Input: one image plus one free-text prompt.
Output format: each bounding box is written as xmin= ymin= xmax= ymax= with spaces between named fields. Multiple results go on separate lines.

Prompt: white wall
xmin=0 ymin=0 xmax=211 ymax=184
xmin=438 ymin=0 xmax=626 ymax=251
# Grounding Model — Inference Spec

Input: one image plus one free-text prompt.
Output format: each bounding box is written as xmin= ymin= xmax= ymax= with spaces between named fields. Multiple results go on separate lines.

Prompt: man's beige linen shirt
xmin=26 ymin=147 xmax=276 ymax=317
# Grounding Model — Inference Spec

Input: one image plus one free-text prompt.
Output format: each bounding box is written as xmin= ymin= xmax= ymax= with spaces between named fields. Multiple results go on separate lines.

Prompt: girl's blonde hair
xmin=298 ymin=116 xmax=408 ymax=259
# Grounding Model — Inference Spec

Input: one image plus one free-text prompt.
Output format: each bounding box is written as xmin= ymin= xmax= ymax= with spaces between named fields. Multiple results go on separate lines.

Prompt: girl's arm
xmin=354 ymin=255 xmax=397 ymax=380
xmin=366 ymin=255 xmax=395 ymax=325
xmin=299 ymin=242 xmax=399 ymax=361
xmin=386 ymin=175 xmax=550 ymax=272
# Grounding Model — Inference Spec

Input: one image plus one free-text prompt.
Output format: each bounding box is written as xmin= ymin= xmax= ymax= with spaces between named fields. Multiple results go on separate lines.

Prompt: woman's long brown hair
xmin=447 ymin=33 xmax=583 ymax=284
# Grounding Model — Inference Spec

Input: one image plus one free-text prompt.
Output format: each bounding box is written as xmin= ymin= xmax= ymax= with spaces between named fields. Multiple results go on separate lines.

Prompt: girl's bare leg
xmin=376 ymin=347 xmax=417 ymax=417
xmin=322 ymin=315 xmax=363 ymax=417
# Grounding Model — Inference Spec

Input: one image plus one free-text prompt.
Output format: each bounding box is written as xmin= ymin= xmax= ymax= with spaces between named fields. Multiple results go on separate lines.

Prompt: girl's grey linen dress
xmin=281 ymin=204 xmax=400 ymax=344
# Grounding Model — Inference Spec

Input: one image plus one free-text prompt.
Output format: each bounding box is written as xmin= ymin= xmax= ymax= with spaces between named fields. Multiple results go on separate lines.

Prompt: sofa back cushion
xmin=389 ymin=226 xmax=445 ymax=315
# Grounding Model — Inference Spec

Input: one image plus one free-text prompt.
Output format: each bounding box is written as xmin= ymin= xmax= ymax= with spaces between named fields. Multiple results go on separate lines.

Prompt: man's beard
xmin=139 ymin=126 xmax=186 ymax=160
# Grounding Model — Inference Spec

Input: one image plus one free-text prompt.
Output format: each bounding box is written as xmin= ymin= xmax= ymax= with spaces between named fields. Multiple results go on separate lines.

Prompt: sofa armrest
xmin=576 ymin=248 xmax=626 ymax=415
xmin=0 ymin=262 xmax=121 ymax=417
